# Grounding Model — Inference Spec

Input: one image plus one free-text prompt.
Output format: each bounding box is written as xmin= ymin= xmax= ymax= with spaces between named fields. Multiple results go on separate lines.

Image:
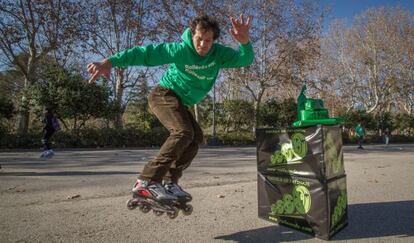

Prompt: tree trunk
xmin=114 ymin=69 xmax=125 ymax=128
xmin=194 ymin=104 xmax=199 ymax=122
xmin=18 ymin=108 xmax=30 ymax=135
xmin=17 ymin=75 xmax=32 ymax=135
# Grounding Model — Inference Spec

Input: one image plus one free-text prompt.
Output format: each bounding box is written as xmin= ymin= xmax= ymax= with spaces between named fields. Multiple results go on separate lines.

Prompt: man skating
xmin=355 ymin=123 xmax=365 ymax=149
xmin=87 ymin=14 xmax=253 ymax=202
xmin=40 ymin=108 xmax=60 ymax=158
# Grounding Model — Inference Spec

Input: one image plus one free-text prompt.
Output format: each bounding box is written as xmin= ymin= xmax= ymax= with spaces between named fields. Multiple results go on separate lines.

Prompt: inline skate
xmin=126 ymin=181 xmax=193 ymax=219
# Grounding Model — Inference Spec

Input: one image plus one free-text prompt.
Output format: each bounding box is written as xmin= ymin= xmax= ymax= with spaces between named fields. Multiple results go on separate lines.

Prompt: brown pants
xmin=139 ymin=86 xmax=203 ymax=183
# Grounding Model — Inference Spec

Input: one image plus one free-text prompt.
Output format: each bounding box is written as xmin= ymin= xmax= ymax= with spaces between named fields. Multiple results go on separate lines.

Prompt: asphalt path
xmin=1 ymin=144 xmax=413 ymax=242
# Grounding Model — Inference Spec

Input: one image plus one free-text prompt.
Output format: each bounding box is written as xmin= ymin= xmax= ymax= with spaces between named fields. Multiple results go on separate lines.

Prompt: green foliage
xmin=0 ymin=96 xmax=14 ymax=138
xmin=339 ymin=109 xmax=413 ymax=136
xmin=222 ymin=99 xmax=255 ymax=131
xmin=0 ymin=127 xmax=169 ymax=149
xmin=204 ymin=99 xmax=255 ymax=132
xmin=339 ymin=110 xmax=377 ymax=130
xmin=205 ymin=130 xmax=255 ymax=146
xmin=124 ymin=81 xmax=163 ymax=130
xmin=393 ymin=113 xmax=414 ymax=136
xmin=259 ymin=98 xmax=297 ymax=128
xmin=0 ymin=96 xmax=14 ymax=119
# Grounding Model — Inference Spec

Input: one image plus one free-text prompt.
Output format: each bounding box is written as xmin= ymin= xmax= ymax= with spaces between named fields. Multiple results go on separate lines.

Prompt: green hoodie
xmin=108 ymin=28 xmax=254 ymax=106
xmin=355 ymin=124 xmax=365 ymax=138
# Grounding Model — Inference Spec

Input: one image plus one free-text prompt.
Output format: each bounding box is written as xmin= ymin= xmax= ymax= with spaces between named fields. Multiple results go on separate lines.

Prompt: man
xmin=355 ymin=123 xmax=365 ymax=149
xmin=40 ymin=108 xmax=59 ymax=158
xmin=87 ymin=14 xmax=253 ymax=202
xmin=384 ymin=127 xmax=390 ymax=145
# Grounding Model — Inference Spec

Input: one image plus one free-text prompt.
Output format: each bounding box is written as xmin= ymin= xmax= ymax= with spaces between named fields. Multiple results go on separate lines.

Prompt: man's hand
xmin=87 ymin=59 xmax=112 ymax=84
xmin=229 ymin=14 xmax=252 ymax=45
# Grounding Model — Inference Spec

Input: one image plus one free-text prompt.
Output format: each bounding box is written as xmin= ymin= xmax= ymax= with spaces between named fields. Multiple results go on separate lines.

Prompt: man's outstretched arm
xmin=87 ymin=43 xmax=183 ymax=84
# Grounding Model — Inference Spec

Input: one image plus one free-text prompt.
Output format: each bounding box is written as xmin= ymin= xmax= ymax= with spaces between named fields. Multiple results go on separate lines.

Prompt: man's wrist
xmin=103 ymin=59 xmax=113 ymax=68
xmin=240 ymin=40 xmax=251 ymax=45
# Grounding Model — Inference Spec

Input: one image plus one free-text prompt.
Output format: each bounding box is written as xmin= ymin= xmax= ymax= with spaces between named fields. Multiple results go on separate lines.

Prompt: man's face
xmin=192 ymin=27 xmax=214 ymax=56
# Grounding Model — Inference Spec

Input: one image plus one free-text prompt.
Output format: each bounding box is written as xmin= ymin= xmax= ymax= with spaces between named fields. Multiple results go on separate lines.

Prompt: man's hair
xmin=190 ymin=15 xmax=220 ymax=40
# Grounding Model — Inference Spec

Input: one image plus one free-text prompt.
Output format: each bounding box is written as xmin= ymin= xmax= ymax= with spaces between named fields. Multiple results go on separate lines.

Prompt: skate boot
xmin=40 ymin=150 xmax=50 ymax=158
xmin=164 ymin=182 xmax=193 ymax=216
xmin=164 ymin=183 xmax=192 ymax=202
xmin=127 ymin=179 xmax=180 ymax=219
xmin=45 ymin=150 xmax=55 ymax=158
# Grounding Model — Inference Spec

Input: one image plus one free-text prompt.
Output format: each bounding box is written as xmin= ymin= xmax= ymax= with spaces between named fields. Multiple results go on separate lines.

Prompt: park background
xmin=0 ymin=0 xmax=413 ymax=149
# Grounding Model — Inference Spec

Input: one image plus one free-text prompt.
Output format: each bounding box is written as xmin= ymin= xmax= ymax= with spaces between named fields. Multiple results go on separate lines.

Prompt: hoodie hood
xmin=181 ymin=27 xmax=216 ymax=57
xmin=181 ymin=28 xmax=196 ymax=53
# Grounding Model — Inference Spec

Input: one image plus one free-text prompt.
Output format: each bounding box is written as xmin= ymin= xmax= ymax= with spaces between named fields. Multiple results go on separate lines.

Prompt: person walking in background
xmin=40 ymin=108 xmax=60 ymax=158
xmin=355 ymin=123 xmax=366 ymax=149
xmin=384 ymin=127 xmax=391 ymax=145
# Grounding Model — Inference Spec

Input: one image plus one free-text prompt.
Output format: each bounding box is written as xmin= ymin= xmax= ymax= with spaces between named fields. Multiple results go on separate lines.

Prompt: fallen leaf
xmin=67 ymin=194 xmax=81 ymax=199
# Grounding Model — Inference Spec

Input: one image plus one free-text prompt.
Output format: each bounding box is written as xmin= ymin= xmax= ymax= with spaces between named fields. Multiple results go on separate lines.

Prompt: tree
xmin=30 ymin=61 xmax=112 ymax=130
xmin=259 ymin=97 xmax=296 ymax=128
xmin=221 ymin=0 xmax=323 ymax=128
xmin=85 ymin=0 xmax=159 ymax=128
xmin=124 ymin=78 xmax=161 ymax=130
xmin=0 ymin=0 xmax=86 ymax=134
xmin=321 ymin=7 xmax=414 ymax=114
xmin=0 ymin=96 xmax=14 ymax=119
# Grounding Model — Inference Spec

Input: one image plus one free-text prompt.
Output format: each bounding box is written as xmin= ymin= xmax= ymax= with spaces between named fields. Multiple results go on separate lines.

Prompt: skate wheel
xmin=153 ymin=210 xmax=164 ymax=216
xmin=126 ymin=199 xmax=137 ymax=210
xmin=167 ymin=210 xmax=179 ymax=219
xmin=182 ymin=204 xmax=193 ymax=216
xmin=139 ymin=205 xmax=151 ymax=213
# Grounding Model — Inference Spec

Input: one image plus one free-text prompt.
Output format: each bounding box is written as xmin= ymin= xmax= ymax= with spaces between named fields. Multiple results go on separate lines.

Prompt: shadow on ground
xmin=215 ymin=200 xmax=414 ymax=242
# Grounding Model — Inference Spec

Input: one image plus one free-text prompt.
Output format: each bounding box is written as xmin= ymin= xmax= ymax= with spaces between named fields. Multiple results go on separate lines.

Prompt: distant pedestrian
xmin=384 ymin=128 xmax=391 ymax=145
xmin=40 ymin=108 xmax=60 ymax=158
xmin=355 ymin=123 xmax=365 ymax=149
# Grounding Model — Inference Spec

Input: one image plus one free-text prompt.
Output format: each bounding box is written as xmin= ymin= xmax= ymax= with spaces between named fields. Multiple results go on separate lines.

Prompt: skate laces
xmin=147 ymin=182 xmax=178 ymax=200
xmin=166 ymin=183 xmax=186 ymax=194
xmin=148 ymin=182 xmax=168 ymax=192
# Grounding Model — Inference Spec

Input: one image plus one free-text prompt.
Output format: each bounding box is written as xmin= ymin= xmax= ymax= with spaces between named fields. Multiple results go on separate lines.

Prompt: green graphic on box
xmin=270 ymin=185 xmax=311 ymax=216
xmin=324 ymin=128 xmax=343 ymax=175
xmin=270 ymin=132 xmax=308 ymax=165
xmin=331 ymin=190 xmax=347 ymax=229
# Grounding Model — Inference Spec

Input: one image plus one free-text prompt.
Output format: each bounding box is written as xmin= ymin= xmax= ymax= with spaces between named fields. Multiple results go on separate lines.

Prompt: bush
xmin=0 ymin=127 xmax=170 ymax=149
xmin=206 ymin=131 xmax=255 ymax=146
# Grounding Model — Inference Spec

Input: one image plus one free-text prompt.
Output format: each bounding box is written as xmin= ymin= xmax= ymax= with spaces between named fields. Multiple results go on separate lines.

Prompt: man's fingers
xmin=246 ymin=16 xmax=252 ymax=27
xmin=230 ymin=16 xmax=237 ymax=29
xmin=231 ymin=14 xmax=252 ymax=30
xmin=87 ymin=63 xmax=97 ymax=74
xmin=88 ymin=71 xmax=100 ymax=84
